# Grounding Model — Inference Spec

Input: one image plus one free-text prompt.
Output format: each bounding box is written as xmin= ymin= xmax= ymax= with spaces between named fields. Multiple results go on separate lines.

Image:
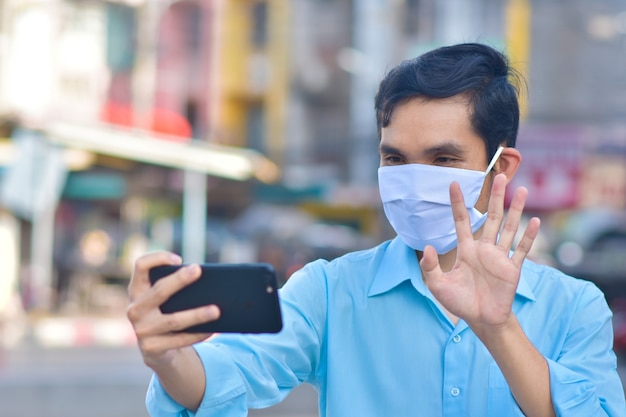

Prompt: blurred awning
xmin=44 ymin=122 xmax=280 ymax=183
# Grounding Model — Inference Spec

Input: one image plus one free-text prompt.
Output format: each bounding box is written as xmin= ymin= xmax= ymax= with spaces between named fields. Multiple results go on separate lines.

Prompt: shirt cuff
xmin=547 ymin=358 xmax=604 ymax=416
xmin=193 ymin=342 xmax=247 ymax=411
xmin=145 ymin=342 xmax=248 ymax=417
xmin=146 ymin=373 xmax=187 ymax=416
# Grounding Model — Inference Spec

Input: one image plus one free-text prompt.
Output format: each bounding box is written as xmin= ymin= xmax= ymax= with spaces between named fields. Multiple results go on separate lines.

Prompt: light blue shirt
xmin=146 ymin=237 xmax=626 ymax=416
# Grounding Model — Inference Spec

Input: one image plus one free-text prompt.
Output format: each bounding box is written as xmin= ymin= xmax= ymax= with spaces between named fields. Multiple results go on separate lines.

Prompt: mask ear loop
xmin=485 ymin=146 xmax=504 ymax=173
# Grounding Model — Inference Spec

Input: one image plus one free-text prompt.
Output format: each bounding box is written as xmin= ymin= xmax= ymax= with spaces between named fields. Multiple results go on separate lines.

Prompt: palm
xmin=421 ymin=174 xmax=540 ymax=329
xmin=431 ymin=239 xmax=520 ymax=325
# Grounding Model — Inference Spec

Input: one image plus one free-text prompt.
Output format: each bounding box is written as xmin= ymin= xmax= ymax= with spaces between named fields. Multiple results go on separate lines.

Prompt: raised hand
xmin=420 ymin=173 xmax=540 ymax=331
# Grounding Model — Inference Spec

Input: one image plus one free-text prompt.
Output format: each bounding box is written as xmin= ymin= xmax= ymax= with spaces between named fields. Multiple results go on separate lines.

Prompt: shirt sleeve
xmin=145 ymin=260 xmax=328 ymax=416
xmin=548 ymin=282 xmax=626 ymax=417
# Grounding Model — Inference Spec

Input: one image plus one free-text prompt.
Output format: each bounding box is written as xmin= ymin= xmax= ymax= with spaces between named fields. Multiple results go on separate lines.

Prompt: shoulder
xmin=325 ymin=241 xmax=391 ymax=274
xmin=283 ymin=240 xmax=392 ymax=290
xmin=522 ymin=259 xmax=609 ymax=310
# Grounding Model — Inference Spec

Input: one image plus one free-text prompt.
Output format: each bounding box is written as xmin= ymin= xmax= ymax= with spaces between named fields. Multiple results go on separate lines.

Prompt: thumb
xmin=419 ymin=245 xmax=442 ymax=286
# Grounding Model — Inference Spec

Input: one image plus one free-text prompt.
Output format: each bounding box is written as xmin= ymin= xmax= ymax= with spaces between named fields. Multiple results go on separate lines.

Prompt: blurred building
xmin=509 ymin=0 xmax=626 ymax=212
xmin=0 ymin=0 xmax=625 ymax=313
xmin=0 ymin=0 xmax=380 ymax=313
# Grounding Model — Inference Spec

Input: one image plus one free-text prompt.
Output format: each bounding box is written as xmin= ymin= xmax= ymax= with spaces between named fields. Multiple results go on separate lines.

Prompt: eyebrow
xmin=378 ymin=144 xmax=406 ymax=156
xmin=378 ymin=141 xmax=467 ymax=158
xmin=421 ymin=142 xmax=467 ymax=158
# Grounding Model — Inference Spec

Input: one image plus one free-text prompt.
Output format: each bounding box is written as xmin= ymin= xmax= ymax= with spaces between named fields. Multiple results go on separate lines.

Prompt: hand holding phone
xmin=149 ymin=263 xmax=283 ymax=334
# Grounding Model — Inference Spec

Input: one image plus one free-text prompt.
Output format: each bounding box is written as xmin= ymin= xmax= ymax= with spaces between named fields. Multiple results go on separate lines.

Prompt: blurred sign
xmin=63 ymin=173 xmax=127 ymax=200
xmin=0 ymin=131 xmax=68 ymax=219
xmin=509 ymin=124 xmax=584 ymax=210
xmin=579 ymin=155 xmax=626 ymax=209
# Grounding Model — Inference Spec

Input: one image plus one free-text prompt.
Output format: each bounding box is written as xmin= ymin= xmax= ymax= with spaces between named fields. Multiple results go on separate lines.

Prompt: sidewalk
xmin=0 ymin=341 xmax=151 ymax=417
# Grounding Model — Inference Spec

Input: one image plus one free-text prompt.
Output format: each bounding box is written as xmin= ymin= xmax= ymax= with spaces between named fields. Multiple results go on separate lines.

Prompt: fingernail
xmin=170 ymin=254 xmax=182 ymax=264
xmin=206 ymin=305 xmax=220 ymax=319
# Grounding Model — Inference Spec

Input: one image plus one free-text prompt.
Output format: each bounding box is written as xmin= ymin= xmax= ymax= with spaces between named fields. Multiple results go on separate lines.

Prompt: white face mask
xmin=378 ymin=147 xmax=503 ymax=254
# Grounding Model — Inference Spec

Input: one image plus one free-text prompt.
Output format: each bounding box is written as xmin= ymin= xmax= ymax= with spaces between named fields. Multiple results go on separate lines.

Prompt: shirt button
xmin=452 ymin=335 xmax=461 ymax=343
xmin=450 ymin=387 xmax=461 ymax=397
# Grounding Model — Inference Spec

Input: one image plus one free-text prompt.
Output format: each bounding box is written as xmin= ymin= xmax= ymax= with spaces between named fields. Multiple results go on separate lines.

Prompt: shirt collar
xmin=368 ymin=237 xmax=423 ymax=297
xmin=515 ymin=266 xmax=536 ymax=301
xmin=368 ymin=237 xmax=537 ymax=302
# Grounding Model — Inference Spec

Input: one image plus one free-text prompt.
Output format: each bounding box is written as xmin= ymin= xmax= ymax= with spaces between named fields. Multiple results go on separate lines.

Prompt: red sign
xmin=508 ymin=124 xmax=584 ymax=211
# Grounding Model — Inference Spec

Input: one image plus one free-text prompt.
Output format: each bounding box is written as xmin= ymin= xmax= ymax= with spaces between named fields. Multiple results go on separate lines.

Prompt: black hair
xmin=374 ymin=43 xmax=523 ymax=160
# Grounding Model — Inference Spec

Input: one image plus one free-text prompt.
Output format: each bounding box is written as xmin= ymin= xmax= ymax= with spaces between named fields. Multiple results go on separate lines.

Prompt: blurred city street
xmin=0 ymin=343 xmax=152 ymax=417
xmin=0 ymin=313 xmax=624 ymax=417
xmin=0 ymin=316 xmax=319 ymax=417
xmin=0 ymin=0 xmax=625 ymax=415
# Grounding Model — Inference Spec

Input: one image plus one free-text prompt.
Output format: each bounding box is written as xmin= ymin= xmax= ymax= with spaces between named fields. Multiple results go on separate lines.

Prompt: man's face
xmin=379 ymin=96 xmax=493 ymax=213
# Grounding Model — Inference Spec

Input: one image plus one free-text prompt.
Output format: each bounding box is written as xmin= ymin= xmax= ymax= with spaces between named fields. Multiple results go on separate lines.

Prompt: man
xmin=127 ymin=43 xmax=626 ymax=416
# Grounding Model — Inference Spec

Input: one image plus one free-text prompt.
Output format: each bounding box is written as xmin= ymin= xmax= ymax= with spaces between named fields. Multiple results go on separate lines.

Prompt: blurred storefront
xmin=0 ymin=0 xmax=625 ymax=318
xmin=0 ymin=0 xmax=286 ymax=314
xmin=0 ymin=0 xmax=378 ymax=315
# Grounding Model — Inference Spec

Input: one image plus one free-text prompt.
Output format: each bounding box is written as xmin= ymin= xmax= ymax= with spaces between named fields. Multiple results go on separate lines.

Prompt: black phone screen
xmin=149 ymin=263 xmax=283 ymax=334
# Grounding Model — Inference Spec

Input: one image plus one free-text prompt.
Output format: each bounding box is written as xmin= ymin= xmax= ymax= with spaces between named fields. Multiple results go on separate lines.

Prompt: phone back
xmin=149 ymin=263 xmax=283 ymax=334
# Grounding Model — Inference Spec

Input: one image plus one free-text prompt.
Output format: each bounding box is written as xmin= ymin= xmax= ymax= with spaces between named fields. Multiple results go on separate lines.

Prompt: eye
xmin=433 ymin=155 xmax=460 ymax=166
xmin=381 ymin=154 xmax=404 ymax=165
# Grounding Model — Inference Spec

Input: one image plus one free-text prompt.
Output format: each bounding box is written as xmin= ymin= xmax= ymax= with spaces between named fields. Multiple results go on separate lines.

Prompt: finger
xmin=420 ymin=245 xmax=443 ymax=288
xmin=497 ymin=186 xmax=528 ymax=251
xmin=139 ymin=331 xmax=215 ymax=357
xmin=134 ymin=304 xmax=221 ymax=337
xmin=142 ymin=264 xmax=203 ymax=310
xmin=128 ymin=251 xmax=182 ymax=299
xmin=449 ymin=181 xmax=474 ymax=243
xmin=480 ymin=173 xmax=507 ymax=243
xmin=127 ymin=264 xmax=202 ymax=322
xmin=511 ymin=217 xmax=541 ymax=267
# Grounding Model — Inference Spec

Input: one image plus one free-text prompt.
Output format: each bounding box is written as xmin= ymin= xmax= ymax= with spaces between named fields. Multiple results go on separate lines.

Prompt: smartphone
xmin=148 ymin=263 xmax=283 ymax=334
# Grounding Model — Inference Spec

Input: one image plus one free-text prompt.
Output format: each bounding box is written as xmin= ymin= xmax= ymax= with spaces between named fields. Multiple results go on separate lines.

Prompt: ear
xmin=494 ymin=147 xmax=521 ymax=184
